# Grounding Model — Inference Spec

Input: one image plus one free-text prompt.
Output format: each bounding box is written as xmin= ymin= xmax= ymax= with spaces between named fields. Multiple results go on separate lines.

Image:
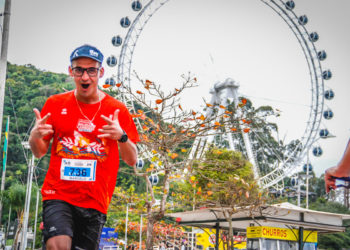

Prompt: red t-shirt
xmin=40 ymin=91 xmax=139 ymax=214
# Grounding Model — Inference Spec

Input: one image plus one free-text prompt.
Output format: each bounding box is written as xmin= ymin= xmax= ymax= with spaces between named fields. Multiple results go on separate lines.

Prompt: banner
xmin=2 ymin=116 xmax=9 ymax=172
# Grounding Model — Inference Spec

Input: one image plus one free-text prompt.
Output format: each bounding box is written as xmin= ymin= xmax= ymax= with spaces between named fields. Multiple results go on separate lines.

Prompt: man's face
xmin=69 ymin=57 xmax=104 ymax=100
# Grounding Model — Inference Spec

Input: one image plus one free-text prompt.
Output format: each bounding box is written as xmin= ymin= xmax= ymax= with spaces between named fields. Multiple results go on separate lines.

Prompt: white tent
xmin=167 ymin=202 xmax=350 ymax=233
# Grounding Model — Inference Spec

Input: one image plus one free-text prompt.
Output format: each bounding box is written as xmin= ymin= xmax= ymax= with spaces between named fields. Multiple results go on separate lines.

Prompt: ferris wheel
xmin=104 ymin=0 xmax=335 ymax=189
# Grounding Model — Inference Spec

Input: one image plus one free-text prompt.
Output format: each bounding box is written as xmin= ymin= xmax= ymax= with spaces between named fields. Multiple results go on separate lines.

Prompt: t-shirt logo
xmin=77 ymin=119 xmax=96 ymax=132
xmin=57 ymin=130 xmax=108 ymax=161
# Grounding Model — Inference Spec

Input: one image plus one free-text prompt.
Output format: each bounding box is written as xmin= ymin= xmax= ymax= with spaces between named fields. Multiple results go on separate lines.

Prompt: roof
xmin=167 ymin=202 xmax=350 ymax=233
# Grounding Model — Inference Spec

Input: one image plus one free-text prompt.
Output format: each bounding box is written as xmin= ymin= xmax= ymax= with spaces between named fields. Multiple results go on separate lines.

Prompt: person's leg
xmin=72 ymin=206 xmax=106 ymax=250
xmin=46 ymin=235 xmax=72 ymax=250
xmin=42 ymin=200 xmax=74 ymax=250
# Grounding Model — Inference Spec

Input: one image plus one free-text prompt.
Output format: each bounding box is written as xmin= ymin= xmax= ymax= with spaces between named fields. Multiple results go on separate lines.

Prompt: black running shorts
xmin=42 ymin=199 xmax=106 ymax=250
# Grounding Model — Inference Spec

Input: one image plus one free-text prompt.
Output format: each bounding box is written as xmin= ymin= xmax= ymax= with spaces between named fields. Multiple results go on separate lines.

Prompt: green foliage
xmin=6 ymin=182 xmax=26 ymax=213
xmin=190 ymin=147 xmax=264 ymax=209
xmin=194 ymin=147 xmax=253 ymax=188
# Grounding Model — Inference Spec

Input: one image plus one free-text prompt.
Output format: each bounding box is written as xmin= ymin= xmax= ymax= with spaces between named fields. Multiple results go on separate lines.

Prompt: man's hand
xmin=325 ymin=140 xmax=350 ymax=193
xmin=31 ymin=108 xmax=54 ymax=139
xmin=98 ymin=109 xmax=124 ymax=140
xmin=29 ymin=108 xmax=53 ymax=158
xmin=325 ymin=166 xmax=338 ymax=193
xmin=325 ymin=165 xmax=350 ymax=193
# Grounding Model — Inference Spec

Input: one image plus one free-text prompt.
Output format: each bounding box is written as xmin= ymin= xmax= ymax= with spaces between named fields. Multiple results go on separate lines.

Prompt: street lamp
xmin=125 ymin=203 xmax=135 ymax=250
xmin=139 ymin=214 xmax=147 ymax=250
xmin=20 ymin=141 xmax=35 ymax=250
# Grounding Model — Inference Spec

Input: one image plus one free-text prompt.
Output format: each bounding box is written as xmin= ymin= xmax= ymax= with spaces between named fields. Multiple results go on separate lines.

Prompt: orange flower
xmin=219 ymin=105 xmax=226 ymax=109
xmin=142 ymin=134 xmax=149 ymax=142
xmin=103 ymin=84 xmax=111 ymax=88
xmin=139 ymin=114 xmax=146 ymax=120
xmin=116 ymin=83 xmax=122 ymax=87
xmin=136 ymin=90 xmax=143 ymax=94
xmin=156 ymin=99 xmax=163 ymax=104
xmin=198 ymin=115 xmax=205 ymax=121
xmin=243 ymin=128 xmax=250 ymax=133
xmin=178 ymin=104 xmax=183 ymax=111
xmin=170 ymin=153 xmax=178 ymax=159
xmin=206 ymin=103 xmax=213 ymax=107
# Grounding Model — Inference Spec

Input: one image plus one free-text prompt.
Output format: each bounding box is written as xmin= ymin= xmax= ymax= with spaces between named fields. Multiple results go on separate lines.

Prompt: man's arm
xmin=29 ymin=108 xmax=54 ymax=158
xmin=98 ymin=109 xmax=138 ymax=167
xmin=325 ymin=140 xmax=350 ymax=192
xmin=119 ymin=140 xmax=138 ymax=166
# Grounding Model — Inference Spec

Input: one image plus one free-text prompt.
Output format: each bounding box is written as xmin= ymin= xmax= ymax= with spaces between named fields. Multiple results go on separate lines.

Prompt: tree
xmin=109 ymin=185 xmax=184 ymax=248
xmin=114 ymin=73 xmax=247 ymax=249
xmin=4 ymin=182 xmax=40 ymax=248
xmin=190 ymin=147 xmax=266 ymax=249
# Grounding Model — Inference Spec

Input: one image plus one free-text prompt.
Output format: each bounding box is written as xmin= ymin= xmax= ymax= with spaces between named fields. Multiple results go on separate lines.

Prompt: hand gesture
xmin=30 ymin=108 xmax=54 ymax=139
xmin=325 ymin=166 xmax=338 ymax=193
xmin=98 ymin=109 xmax=124 ymax=140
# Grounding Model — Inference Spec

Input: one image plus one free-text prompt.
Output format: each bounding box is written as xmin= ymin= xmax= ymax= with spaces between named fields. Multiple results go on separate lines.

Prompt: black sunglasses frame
xmin=71 ymin=67 xmax=101 ymax=77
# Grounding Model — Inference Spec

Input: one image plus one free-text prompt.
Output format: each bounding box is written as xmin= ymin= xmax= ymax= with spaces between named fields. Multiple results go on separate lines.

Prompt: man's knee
xmin=46 ymin=235 xmax=72 ymax=250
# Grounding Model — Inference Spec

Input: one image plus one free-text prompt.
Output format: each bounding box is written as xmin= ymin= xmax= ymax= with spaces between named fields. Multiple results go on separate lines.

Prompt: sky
xmin=2 ymin=0 xmax=350 ymax=177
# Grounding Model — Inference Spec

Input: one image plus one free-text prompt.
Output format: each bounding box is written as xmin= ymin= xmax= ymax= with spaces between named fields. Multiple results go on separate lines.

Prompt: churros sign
xmin=247 ymin=226 xmax=317 ymax=243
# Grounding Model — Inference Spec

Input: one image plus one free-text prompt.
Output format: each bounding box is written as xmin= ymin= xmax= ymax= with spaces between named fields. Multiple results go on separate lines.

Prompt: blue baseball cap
xmin=70 ymin=44 xmax=104 ymax=64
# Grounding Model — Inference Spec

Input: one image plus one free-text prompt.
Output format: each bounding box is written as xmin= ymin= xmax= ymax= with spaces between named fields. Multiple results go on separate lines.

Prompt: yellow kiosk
xmin=246 ymin=226 xmax=317 ymax=249
xmin=195 ymin=229 xmax=246 ymax=249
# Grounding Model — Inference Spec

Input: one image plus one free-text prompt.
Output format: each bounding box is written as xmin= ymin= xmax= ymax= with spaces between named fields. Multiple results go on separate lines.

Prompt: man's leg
xmin=72 ymin=206 xmax=106 ymax=250
xmin=42 ymin=200 xmax=74 ymax=250
xmin=46 ymin=235 xmax=72 ymax=250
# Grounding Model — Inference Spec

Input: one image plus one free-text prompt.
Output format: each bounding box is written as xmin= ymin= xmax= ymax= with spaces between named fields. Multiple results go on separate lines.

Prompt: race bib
xmin=60 ymin=158 xmax=96 ymax=181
